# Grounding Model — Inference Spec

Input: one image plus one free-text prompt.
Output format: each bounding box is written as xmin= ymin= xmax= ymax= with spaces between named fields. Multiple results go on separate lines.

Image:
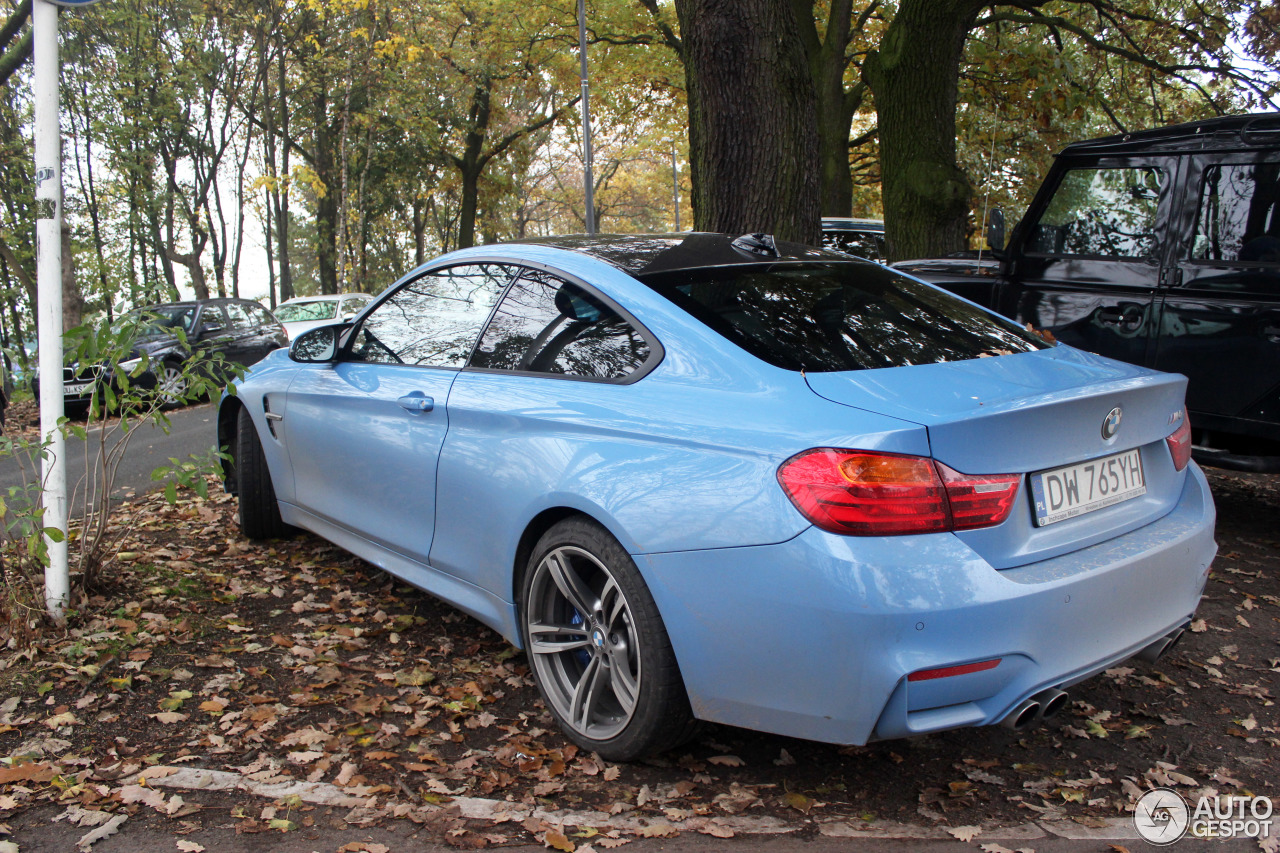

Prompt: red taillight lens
xmin=935 ymin=461 xmax=1022 ymax=531
xmin=1166 ymin=410 xmax=1192 ymax=471
xmin=777 ymin=449 xmax=1021 ymax=536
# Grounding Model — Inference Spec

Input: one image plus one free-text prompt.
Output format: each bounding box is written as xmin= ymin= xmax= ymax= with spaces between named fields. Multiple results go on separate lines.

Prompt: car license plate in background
xmin=1030 ymin=448 xmax=1145 ymax=527
xmin=63 ymin=382 xmax=92 ymax=395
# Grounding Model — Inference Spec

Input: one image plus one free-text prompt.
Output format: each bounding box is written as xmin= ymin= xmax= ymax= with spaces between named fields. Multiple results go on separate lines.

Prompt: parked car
xmin=219 ymin=233 xmax=1215 ymax=761
xmin=55 ymin=298 xmax=286 ymax=417
xmin=273 ymin=293 xmax=374 ymax=342
xmin=821 ymin=217 xmax=886 ymax=262
xmin=895 ymin=113 xmax=1280 ymax=472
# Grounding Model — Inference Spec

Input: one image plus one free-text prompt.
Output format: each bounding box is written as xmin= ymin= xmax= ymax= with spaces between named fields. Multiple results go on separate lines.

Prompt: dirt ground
xmin=0 ymin=464 xmax=1275 ymax=850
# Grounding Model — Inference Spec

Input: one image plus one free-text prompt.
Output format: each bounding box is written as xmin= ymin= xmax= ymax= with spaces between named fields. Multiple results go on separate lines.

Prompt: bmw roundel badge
xmin=1102 ymin=406 xmax=1123 ymax=439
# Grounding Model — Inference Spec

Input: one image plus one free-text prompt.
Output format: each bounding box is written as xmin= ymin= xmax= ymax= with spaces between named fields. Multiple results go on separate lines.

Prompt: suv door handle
xmin=397 ymin=394 xmax=434 ymax=412
xmin=1264 ymin=325 xmax=1280 ymax=342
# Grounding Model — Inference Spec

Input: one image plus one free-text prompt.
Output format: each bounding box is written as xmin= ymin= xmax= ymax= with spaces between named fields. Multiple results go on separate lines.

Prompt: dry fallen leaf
xmin=543 ymin=829 xmax=575 ymax=852
xmin=948 ymin=825 xmax=981 ymax=842
xmin=176 ymin=841 xmax=206 ymax=852
xmin=707 ymin=755 xmax=744 ymax=767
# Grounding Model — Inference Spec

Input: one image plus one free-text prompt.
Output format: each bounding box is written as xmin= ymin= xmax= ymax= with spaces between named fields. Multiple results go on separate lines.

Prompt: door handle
xmin=1264 ymin=325 xmax=1280 ymax=342
xmin=397 ymin=394 xmax=434 ymax=412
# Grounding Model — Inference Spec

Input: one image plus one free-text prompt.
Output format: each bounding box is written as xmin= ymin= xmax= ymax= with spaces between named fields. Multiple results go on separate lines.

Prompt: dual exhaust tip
xmin=1000 ymin=627 xmax=1186 ymax=732
xmin=1001 ymin=687 xmax=1070 ymax=731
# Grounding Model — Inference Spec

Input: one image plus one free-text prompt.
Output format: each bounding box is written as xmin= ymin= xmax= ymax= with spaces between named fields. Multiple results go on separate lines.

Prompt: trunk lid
xmin=805 ymin=346 xmax=1191 ymax=569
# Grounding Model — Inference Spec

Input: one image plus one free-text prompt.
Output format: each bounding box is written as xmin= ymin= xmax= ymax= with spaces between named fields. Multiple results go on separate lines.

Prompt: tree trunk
xmin=314 ymin=81 xmax=339 ymax=295
xmin=674 ymin=0 xmax=820 ymax=245
xmin=862 ymin=0 xmax=984 ymax=261
xmin=455 ymin=83 xmax=491 ymax=250
xmin=60 ymin=223 xmax=85 ymax=331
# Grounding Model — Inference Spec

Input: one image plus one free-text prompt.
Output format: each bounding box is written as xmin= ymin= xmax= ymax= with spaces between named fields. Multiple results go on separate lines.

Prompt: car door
xmin=432 ymin=267 xmax=660 ymax=596
xmin=998 ymin=156 xmax=1180 ymax=367
xmin=1151 ymin=152 xmax=1280 ymax=441
xmin=216 ymin=302 xmax=261 ymax=367
xmin=282 ymin=263 xmax=516 ymax=565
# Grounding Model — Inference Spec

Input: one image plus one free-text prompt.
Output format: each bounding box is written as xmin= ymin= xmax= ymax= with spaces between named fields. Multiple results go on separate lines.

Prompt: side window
xmin=348 ymin=264 xmax=514 ymax=367
xmin=1026 ymin=166 xmax=1163 ymax=259
xmin=1194 ymin=162 xmax=1280 ymax=264
xmin=471 ymin=269 xmax=652 ymax=380
xmin=822 ymin=231 xmax=886 ymax=262
xmin=247 ymin=303 xmax=276 ymax=328
xmin=223 ymin=303 xmax=253 ymax=329
xmin=197 ymin=306 xmax=227 ymax=333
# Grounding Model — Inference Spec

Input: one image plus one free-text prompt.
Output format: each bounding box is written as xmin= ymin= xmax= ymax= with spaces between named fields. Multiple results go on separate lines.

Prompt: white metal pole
xmin=576 ymin=0 xmax=595 ymax=235
xmin=671 ymin=144 xmax=680 ymax=232
xmin=33 ymin=0 xmax=68 ymax=622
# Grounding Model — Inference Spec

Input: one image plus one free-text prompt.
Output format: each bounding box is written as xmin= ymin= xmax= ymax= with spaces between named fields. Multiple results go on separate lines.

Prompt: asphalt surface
xmin=0 ymin=402 xmax=220 ymax=515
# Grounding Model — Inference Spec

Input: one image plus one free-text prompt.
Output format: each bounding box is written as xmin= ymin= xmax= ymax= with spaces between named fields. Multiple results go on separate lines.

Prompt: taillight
xmin=777 ymin=449 xmax=1021 ymax=536
xmin=1166 ymin=409 xmax=1192 ymax=471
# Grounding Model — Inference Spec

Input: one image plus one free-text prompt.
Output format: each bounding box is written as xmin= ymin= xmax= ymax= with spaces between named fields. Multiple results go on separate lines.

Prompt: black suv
xmin=896 ymin=113 xmax=1280 ymax=471
xmin=57 ymin=298 xmax=286 ymax=417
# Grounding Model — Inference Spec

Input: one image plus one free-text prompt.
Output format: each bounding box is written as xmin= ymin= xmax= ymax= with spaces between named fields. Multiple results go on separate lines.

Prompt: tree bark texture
xmin=862 ymin=0 xmax=984 ymax=261
xmin=675 ymin=0 xmax=820 ymax=245
xmin=314 ymin=81 xmax=339 ymax=295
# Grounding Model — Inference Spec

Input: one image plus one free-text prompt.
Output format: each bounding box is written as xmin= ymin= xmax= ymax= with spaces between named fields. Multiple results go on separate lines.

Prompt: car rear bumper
xmin=637 ymin=463 xmax=1216 ymax=745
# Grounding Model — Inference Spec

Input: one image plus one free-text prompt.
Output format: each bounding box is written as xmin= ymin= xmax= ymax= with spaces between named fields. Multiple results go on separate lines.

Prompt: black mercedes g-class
xmin=895 ymin=113 xmax=1280 ymax=472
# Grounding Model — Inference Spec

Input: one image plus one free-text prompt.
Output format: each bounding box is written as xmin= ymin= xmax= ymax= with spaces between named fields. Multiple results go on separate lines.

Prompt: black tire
xmin=235 ymin=406 xmax=292 ymax=540
xmin=520 ymin=517 xmax=696 ymax=761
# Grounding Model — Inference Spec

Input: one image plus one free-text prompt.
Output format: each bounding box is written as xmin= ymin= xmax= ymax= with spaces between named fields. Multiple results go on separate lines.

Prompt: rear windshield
xmin=638 ymin=262 xmax=1050 ymax=372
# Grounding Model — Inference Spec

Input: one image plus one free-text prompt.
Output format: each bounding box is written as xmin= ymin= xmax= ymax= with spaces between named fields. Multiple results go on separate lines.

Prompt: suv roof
xmin=1061 ymin=111 xmax=1280 ymax=156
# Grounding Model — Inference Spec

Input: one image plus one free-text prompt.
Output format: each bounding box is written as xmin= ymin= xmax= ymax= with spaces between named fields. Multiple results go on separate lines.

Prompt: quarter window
xmin=1026 ymin=166 xmax=1163 ymax=259
xmin=472 ymin=270 xmax=652 ymax=380
xmin=348 ymin=264 xmax=515 ymax=367
xmin=1194 ymin=162 xmax=1280 ymax=264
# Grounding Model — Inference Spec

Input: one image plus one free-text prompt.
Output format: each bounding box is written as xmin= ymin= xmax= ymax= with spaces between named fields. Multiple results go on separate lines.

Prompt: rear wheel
xmin=520 ymin=518 xmax=695 ymax=761
xmin=235 ymin=406 xmax=291 ymax=540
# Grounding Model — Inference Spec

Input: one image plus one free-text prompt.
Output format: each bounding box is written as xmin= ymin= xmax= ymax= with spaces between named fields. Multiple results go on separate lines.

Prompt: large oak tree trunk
xmin=862 ymin=0 xmax=984 ymax=261
xmin=674 ymin=0 xmax=820 ymax=245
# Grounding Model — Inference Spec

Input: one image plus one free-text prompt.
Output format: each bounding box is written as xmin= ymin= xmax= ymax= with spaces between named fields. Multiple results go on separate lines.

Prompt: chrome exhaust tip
xmin=1135 ymin=628 xmax=1185 ymax=663
xmin=1001 ymin=698 xmax=1041 ymax=731
xmin=1036 ymin=688 xmax=1070 ymax=720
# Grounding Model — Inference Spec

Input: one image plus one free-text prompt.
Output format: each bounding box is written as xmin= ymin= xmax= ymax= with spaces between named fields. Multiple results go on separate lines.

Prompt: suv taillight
xmin=777 ymin=449 xmax=1021 ymax=536
xmin=1166 ymin=410 xmax=1192 ymax=471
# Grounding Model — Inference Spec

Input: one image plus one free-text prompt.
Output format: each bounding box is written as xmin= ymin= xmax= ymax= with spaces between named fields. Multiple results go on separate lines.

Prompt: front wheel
xmin=234 ymin=406 xmax=292 ymax=540
xmin=155 ymin=361 xmax=190 ymax=408
xmin=520 ymin=518 xmax=695 ymax=761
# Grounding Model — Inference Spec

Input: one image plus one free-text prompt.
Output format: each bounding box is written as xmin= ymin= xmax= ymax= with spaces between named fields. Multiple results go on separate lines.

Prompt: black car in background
xmin=821 ymin=217 xmax=887 ymax=262
xmin=896 ymin=113 xmax=1280 ymax=472
xmin=56 ymin=298 xmax=286 ymax=417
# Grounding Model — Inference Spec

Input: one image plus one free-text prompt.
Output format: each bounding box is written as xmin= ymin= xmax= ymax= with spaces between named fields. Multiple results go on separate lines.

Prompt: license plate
xmin=63 ymin=381 xmax=93 ymax=395
xmin=1030 ymin=448 xmax=1146 ymax=527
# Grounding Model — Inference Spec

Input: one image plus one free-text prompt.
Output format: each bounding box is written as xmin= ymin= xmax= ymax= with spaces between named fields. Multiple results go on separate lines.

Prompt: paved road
xmin=0 ymin=403 xmax=220 ymax=513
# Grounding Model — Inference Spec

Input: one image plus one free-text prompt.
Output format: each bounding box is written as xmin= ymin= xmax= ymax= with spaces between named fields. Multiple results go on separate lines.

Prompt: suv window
xmin=639 ymin=263 xmax=1049 ymax=373
xmin=348 ymin=264 xmax=515 ymax=367
xmin=823 ymin=230 xmax=886 ymax=262
xmin=223 ymin=302 xmax=255 ymax=329
xmin=1194 ymin=162 xmax=1280 ymax=264
xmin=471 ymin=269 xmax=652 ymax=380
xmin=1027 ymin=166 xmax=1163 ymax=259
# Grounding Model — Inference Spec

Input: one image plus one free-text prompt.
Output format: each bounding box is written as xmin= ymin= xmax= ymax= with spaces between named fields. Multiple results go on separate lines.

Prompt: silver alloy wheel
xmin=155 ymin=363 xmax=188 ymax=405
xmin=525 ymin=545 xmax=641 ymax=740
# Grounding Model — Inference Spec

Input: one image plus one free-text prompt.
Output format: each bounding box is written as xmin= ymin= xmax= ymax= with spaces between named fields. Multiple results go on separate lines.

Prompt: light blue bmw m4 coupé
xmin=218 ymin=233 xmax=1216 ymax=761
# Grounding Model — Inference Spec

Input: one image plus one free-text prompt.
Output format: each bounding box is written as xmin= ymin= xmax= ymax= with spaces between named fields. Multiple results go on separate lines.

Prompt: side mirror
xmin=985 ymin=208 xmax=1006 ymax=252
xmin=289 ymin=323 xmax=348 ymax=363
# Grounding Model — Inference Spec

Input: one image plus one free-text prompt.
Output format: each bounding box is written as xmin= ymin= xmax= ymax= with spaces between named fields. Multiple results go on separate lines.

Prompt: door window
xmin=348 ymin=264 xmax=515 ymax=367
xmin=223 ymin=302 xmax=254 ymax=329
xmin=1194 ymin=162 xmax=1280 ymax=264
xmin=1026 ymin=166 xmax=1164 ymax=259
xmin=471 ymin=269 xmax=654 ymax=380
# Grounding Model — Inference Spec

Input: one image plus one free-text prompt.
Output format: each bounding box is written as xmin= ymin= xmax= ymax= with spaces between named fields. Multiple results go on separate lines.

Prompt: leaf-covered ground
xmin=0 ymin=467 xmax=1275 ymax=851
